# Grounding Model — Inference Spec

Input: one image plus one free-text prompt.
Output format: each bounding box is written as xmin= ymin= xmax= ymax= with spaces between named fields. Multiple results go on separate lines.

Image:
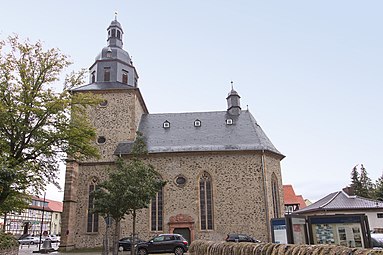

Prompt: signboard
xmin=307 ymin=214 xmax=370 ymax=248
xmin=271 ymin=218 xmax=287 ymax=244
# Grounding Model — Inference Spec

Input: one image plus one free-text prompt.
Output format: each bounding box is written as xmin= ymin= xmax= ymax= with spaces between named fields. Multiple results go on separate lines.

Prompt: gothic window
xmin=271 ymin=173 xmax=280 ymax=218
xmin=104 ymin=67 xmax=110 ymax=82
xmin=122 ymin=71 xmax=128 ymax=84
xmin=87 ymin=183 xmax=99 ymax=232
xmin=199 ymin=172 xmax=213 ymax=230
xmin=151 ymin=182 xmax=163 ymax=231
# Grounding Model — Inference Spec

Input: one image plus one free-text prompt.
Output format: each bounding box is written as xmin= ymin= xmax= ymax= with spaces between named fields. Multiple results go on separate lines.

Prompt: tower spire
xmin=226 ymin=82 xmax=241 ymax=115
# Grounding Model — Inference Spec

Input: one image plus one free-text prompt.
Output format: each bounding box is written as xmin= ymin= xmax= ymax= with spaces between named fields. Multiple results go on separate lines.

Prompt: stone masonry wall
xmin=69 ymin=150 xmax=283 ymax=249
xmin=87 ymin=90 xmax=145 ymax=162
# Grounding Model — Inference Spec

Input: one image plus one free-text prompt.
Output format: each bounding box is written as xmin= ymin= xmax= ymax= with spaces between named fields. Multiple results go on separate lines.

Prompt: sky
xmin=1 ymin=1 xmax=382 ymax=203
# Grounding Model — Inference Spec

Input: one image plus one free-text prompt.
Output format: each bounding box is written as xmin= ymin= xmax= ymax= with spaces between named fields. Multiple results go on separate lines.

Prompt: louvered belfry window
xmin=200 ymin=172 xmax=213 ymax=230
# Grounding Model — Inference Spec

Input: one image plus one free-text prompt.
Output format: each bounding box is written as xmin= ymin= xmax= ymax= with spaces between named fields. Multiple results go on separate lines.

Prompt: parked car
xmin=119 ymin=237 xmax=145 ymax=251
xmin=136 ymin=234 xmax=188 ymax=255
xmin=371 ymin=233 xmax=383 ymax=249
xmin=18 ymin=236 xmax=42 ymax=245
xmin=226 ymin=233 xmax=260 ymax=243
xmin=43 ymin=234 xmax=59 ymax=243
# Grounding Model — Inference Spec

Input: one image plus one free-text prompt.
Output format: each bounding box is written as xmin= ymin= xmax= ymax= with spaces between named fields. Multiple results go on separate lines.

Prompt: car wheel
xmin=138 ymin=248 xmax=148 ymax=255
xmin=174 ymin=247 xmax=184 ymax=255
xmin=30 ymin=241 xmax=34 ymax=245
xmin=119 ymin=246 xmax=124 ymax=251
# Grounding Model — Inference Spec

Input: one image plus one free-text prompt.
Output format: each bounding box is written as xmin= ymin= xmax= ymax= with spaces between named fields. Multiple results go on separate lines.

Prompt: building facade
xmin=60 ymin=18 xmax=285 ymax=250
xmin=1 ymin=196 xmax=62 ymax=237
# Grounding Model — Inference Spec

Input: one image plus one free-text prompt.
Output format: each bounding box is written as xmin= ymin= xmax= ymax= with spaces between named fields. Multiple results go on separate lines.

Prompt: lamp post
xmin=38 ymin=192 xmax=46 ymax=252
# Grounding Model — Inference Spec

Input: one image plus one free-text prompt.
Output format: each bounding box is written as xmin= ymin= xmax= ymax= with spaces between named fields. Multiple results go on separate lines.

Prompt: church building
xmin=60 ymin=18 xmax=285 ymax=250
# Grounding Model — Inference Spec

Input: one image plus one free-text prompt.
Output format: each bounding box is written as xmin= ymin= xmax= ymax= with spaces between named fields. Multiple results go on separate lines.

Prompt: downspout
xmin=261 ymin=150 xmax=271 ymax=242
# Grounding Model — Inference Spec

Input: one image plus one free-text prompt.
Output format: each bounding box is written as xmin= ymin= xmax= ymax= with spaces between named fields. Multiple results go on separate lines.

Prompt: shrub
xmin=0 ymin=230 xmax=18 ymax=251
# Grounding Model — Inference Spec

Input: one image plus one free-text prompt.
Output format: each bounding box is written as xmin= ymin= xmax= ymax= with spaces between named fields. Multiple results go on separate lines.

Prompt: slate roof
xmin=293 ymin=190 xmax=383 ymax=214
xmin=115 ymin=110 xmax=283 ymax=156
xmin=71 ymin=81 xmax=135 ymax=92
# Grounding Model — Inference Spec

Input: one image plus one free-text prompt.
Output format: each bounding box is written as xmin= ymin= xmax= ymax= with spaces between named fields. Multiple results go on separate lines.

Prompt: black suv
xmin=136 ymin=234 xmax=188 ymax=255
xmin=226 ymin=233 xmax=260 ymax=243
xmin=119 ymin=237 xmax=145 ymax=251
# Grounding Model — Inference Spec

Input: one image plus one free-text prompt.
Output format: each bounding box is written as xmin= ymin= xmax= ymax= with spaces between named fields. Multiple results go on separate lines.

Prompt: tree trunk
xmin=132 ymin=210 xmax=137 ymax=255
xmin=3 ymin=213 xmax=6 ymax=231
xmin=113 ymin=219 xmax=120 ymax=255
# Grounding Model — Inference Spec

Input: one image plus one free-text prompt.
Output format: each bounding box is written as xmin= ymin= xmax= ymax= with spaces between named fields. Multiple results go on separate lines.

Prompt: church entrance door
xmin=173 ymin=228 xmax=191 ymax=244
xmin=168 ymin=214 xmax=195 ymax=244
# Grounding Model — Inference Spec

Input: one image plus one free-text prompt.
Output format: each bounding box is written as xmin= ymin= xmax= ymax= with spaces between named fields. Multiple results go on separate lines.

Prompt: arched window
xmin=151 ymin=179 xmax=163 ymax=231
xmin=91 ymin=71 xmax=96 ymax=83
xmin=199 ymin=172 xmax=213 ymax=230
xmin=111 ymin=29 xmax=116 ymax=37
xmin=104 ymin=67 xmax=110 ymax=82
xmin=87 ymin=180 xmax=99 ymax=232
xmin=271 ymin=173 xmax=280 ymax=218
xmin=117 ymin=30 xmax=121 ymax=39
xmin=122 ymin=71 xmax=128 ymax=84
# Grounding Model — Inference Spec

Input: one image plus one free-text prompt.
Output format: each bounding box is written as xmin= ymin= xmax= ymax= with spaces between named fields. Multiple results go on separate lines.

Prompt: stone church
xmin=60 ymin=18 xmax=285 ymax=250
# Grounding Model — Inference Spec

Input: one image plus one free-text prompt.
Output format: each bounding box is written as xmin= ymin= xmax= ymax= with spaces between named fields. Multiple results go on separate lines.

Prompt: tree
xmin=0 ymin=35 xmax=100 ymax=210
xmin=93 ymin=132 xmax=166 ymax=255
xmin=0 ymin=191 xmax=30 ymax=231
xmin=359 ymin=164 xmax=374 ymax=198
xmin=349 ymin=164 xmax=374 ymax=199
xmin=350 ymin=165 xmax=361 ymax=195
xmin=374 ymin=174 xmax=383 ymax=201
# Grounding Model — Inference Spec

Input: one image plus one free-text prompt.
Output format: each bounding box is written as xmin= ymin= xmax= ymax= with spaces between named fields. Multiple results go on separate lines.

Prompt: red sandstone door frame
xmin=168 ymin=214 xmax=195 ymax=243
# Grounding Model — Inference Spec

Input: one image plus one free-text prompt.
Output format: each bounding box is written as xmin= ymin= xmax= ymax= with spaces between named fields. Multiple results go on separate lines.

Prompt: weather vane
xmin=115 ymin=11 xmax=118 ymax=20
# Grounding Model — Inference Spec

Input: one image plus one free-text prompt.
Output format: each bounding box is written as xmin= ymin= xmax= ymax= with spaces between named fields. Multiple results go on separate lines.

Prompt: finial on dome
xmin=114 ymin=11 xmax=118 ymax=20
xmin=231 ymin=81 xmax=234 ymax=90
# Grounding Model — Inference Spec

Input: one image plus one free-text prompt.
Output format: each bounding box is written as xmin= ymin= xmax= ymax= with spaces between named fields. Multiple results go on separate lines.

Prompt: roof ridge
xmin=319 ymin=191 xmax=341 ymax=208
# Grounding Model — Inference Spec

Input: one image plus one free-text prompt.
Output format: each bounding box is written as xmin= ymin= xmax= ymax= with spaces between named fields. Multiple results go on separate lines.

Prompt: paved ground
xmin=18 ymin=244 xmax=178 ymax=255
xmin=18 ymin=243 xmax=115 ymax=255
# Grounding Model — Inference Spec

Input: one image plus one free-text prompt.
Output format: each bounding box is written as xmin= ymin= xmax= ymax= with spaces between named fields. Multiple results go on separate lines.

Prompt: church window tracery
xmin=87 ymin=181 xmax=99 ymax=233
xmin=151 ymin=179 xmax=163 ymax=232
xmin=271 ymin=173 xmax=280 ymax=218
xmin=199 ymin=172 xmax=213 ymax=230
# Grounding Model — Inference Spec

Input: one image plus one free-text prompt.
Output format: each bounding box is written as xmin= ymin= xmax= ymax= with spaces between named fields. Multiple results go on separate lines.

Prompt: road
xmin=18 ymin=243 xmax=114 ymax=255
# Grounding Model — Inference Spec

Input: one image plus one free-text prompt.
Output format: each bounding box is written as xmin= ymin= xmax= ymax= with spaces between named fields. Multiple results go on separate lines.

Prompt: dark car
xmin=119 ymin=237 xmax=145 ymax=251
xmin=136 ymin=234 xmax=188 ymax=255
xmin=226 ymin=233 xmax=260 ymax=243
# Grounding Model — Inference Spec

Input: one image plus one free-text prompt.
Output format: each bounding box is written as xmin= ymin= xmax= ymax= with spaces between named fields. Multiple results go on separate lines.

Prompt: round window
xmin=97 ymin=136 xmax=106 ymax=144
xmin=99 ymin=100 xmax=108 ymax=107
xmin=175 ymin=176 xmax=186 ymax=186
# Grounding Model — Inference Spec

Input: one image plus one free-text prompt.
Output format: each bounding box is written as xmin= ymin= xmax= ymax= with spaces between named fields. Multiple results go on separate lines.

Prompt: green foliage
xmin=0 ymin=230 xmax=18 ymax=250
xmin=93 ymin=132 xmax=165 ymax=219
xmin=374 ymin=174 xmax=383 ymax=201
xmin=93 ymin=132 xmax=166 ymax=255
xmin=349 ymin=164 xmax=376 ymax=199
xmin=0 ymin=191 xmax=29 ymax=215
xmin=0 ymin=35 xmax=100 ymax=209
